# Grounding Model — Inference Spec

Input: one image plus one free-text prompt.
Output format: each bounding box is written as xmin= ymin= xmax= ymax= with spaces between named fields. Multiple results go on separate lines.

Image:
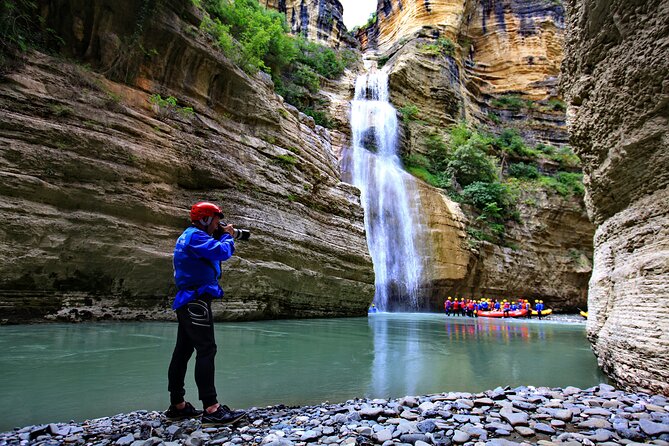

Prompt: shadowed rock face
xmin=262 ymin=0 xmax=356 ymax=48
xmin=0 ymin=0 xmax=374 ymax=323
xmin=561 ymin=0 xmax=669 ymax=395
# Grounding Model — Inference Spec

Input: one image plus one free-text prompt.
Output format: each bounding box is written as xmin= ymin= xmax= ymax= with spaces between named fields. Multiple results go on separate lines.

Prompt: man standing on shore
xmin=165 ymin=202 xmax=246 ymax=426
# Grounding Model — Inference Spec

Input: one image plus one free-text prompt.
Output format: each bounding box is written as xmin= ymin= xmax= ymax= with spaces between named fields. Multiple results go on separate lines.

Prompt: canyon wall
xmin=351 ymin=0 xmax=592 ymax=310
xmin=0 ymin=0 xmax=374 ymax=323
xmin=262 ymin=0 xmax=355 ymax=48
xmin=561 ymin=0 xmax=669 ymax=395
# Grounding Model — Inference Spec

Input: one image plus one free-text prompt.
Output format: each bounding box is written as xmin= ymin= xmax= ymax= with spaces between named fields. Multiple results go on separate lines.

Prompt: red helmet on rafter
xmin=190 ymin=202 xmax=224 ymax=223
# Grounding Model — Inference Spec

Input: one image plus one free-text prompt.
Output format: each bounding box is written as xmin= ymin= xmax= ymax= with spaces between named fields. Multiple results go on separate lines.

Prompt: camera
xmin=230 ymin=228 xmax=251 ymax=241
xmin=219 ymin=222 xmax=251 ymax=241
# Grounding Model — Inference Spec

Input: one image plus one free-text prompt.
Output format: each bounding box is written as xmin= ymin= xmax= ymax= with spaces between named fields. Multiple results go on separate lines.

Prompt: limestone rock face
xmin=561 ymin=0 xmax=669 ymax=395
xmin=0 ymin=0 xmax=374 ymax=323
xmin=366 ymin=0 xmax=564 ymax=97
xmin=262 ymin=0 xmax=355 ymax=48
xmin=417 ymin=182 xmax=593 ymax=311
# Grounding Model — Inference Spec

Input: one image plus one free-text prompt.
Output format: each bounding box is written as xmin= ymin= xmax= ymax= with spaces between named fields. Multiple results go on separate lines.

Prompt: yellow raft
xmin=580 ymin=310 xmax=588 ymax=318
xmin=531 ymin=309 xmax=553 ymax=316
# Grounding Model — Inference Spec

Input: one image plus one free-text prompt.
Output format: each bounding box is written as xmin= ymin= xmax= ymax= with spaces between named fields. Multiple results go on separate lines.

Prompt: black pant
xmin=168 ymin=298 xmax=218 ymax=408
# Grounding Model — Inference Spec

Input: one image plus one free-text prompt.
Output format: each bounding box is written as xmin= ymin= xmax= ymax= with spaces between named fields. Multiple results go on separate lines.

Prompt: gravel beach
xmin=3 ymin=384 xmax=668 ymax=446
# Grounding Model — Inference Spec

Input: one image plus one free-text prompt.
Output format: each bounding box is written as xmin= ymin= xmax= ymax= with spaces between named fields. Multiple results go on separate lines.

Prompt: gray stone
xmin=578 ymin=418 xmax=612 ymax=429
xmin=499 ymin=408 xmax=529 ymax=426
xmin=415 ymin=441 xmax=430 ymax=446
xmin=418 ymin=402 xmax=435 ymax=412
xmin=400 ymin=397 xmax=419 ymax=408
xmin=640 ymin=420 xmax=669 ymax=436
xmin=300 ymin=429 xmax=320 ymax=441
xmin=416 ymin=420 xmax=436 ymax=433
xmin=400 ymin=410 xmax=420 ymax=421
xmin=359 ymin=407 xmax=384 ymax=419
xmin=485 ymin=440 xmax=523 ymax=446
xmin=455 ymin=399 xmax=474 ymax=410
xmin=452 ymin=430 xmax=470 ymax=443
xmin=584 ymin=408 xmax=612 ymax=417
xmin=374 ymin=428 xmax=394 ymax=443
xmin=588 ymin=429 xmax=613 ymax=442
xmin=355 ymin=427 xmax=372 ymax=436
xmin=616 ymin=427 xmax=646 ymax=441
xmin=474 ymin=399 xmax=494 ymax=407
xmin=554 ymin=409 xmax=573 ymax=422
xmin=399 ymin=433 xmax=429 ymax=443
xmin=116 ymin=434 xmax=135 ymax=446
xmin=534 ymin=423 xmax=556 ymax=434
xmin=514 ymin=426 xmax=535 ymax=437
xmin=563 ymin=387 xmax=582 ymax=396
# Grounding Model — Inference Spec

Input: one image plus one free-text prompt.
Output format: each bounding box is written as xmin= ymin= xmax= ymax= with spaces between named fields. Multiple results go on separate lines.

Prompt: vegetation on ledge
xmin=195 ymin=0 xmax=358 ymax=129
xmin=401 ymin=122 xmax=584 ymax=244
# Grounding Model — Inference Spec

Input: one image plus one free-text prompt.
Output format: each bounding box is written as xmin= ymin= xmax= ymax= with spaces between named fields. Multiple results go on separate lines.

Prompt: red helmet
xmin=190 ymin=202 xmax=224 ymax=223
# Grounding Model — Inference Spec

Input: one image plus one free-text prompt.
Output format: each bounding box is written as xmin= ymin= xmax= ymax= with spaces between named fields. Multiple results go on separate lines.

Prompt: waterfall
xmin=345 ymin=69 xmax=426 ymax=312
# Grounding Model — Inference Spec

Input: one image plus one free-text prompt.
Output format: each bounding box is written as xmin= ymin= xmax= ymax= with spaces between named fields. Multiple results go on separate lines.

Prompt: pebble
xmin=4 ymin=386 xmax=669 ymax=446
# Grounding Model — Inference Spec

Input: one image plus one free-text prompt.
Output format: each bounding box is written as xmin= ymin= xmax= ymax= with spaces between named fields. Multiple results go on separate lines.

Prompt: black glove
xmin=212 ymin=223 xmax=226 ymax=240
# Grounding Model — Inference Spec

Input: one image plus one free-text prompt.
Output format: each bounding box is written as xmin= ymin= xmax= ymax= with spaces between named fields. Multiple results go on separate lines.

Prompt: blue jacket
xmin=172 ymin=226 xmax=235 ymax=309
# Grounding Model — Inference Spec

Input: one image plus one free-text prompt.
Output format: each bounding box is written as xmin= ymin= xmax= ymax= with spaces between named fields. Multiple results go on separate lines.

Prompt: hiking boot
xmin=201 ymin=405 xmax=247 ymax=427
xmin=164 ymin=402 xmax=203 ymax=420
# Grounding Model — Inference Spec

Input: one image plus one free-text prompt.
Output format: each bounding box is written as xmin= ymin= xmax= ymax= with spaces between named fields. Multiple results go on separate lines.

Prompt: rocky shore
xmin=4 ymin=384 xmax=669 ymax=446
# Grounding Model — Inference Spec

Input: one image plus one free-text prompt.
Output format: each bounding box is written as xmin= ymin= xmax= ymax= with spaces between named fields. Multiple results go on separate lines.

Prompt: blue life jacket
xmin=172 ymin=226 xmax=235 ymax=310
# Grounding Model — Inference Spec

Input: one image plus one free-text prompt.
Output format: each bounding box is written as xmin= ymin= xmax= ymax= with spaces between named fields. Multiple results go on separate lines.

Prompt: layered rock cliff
xmin=561 ymin=0 xmax=669 ymax=394
xmin=346 ymin=0 xmax=592 ymax=310
xmin=262 ymin=0 xmax=355 ymax=48
xmin=0 ymin=0 xmax=374 ymax=323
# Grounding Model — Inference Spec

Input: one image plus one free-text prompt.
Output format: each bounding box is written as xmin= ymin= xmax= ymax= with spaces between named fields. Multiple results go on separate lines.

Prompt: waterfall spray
xmin=346 ymin=69 xmax=426 ymax=311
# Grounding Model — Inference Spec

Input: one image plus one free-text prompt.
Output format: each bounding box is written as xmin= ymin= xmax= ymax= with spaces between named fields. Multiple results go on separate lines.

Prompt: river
xmin=0 ymin=313 xmax=605 ymax=432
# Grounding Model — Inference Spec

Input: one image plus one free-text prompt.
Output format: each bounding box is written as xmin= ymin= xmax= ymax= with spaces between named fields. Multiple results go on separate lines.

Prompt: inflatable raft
xmin=580 ymin=310 xmax=588 ymax=318
xmin=531 ymin=309 xmax=553 ymax=316
xmin=477 ymin=309 xmax=529 ymax=318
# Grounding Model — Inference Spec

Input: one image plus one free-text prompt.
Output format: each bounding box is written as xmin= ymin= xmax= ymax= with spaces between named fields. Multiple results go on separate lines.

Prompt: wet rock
xmin=578 ymin=418 xmax=612 ymax=429
xmin=640 ymin=419 xmax=669 ymax=436
xmin=534 ymin=422 xmax=556 ymax=434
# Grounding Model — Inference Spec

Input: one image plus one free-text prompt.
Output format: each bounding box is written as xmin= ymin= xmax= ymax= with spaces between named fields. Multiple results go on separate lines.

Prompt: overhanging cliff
xmin=561 ymin=0 xmax=669 ymax=395
xmin=0 ymin=0 xmax=374 ymax=323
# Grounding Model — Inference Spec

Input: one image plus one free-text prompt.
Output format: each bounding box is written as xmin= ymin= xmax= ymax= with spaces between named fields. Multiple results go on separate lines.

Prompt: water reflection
xmin=368 ymin=314 xmax=605 ymax=398
xmin=0 ymin=316 xmax=605 ymax=432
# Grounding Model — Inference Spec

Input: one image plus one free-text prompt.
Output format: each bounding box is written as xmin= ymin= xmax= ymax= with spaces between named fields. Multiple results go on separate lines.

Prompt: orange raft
xmin=476 ymin=309 xmax=529 ymax=318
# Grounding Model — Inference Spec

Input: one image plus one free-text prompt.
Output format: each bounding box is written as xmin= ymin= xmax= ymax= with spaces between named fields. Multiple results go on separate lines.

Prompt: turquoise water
xmin=0 ymin=313 xmax=606 ymax=431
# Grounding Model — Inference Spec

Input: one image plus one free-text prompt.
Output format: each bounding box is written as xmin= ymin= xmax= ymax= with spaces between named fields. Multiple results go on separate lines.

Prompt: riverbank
xmin=4 ymin=384 xmax=668 ymax=446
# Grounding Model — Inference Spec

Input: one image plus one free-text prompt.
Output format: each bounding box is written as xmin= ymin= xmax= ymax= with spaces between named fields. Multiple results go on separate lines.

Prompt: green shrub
xmin=488 ymin=111 xmax=501 ymax=124
xmin=274 ymin=154 xmax=298 ymax=167
xmin=437 ymin=38 xmax=455 ymax=56
xmin=491 ymin=95 xmax=528 ymax=111
xmin=399 ymin=103 xmax=420 ymax=121
xmin=201 ymin=0 xmax=296 ymax=74
xmin=547 ymin=98 xmax=566 ymax=112
xmin=494 ymin=129 xmax=539 ymax=158
xmin=303 ymin=108 xmax=334 ymax=128
xmin=294 ymin=38 xmax=353 ymax=79
xmin=549 ymin=145 xmax=581 ymax=169
xmin=293 ymin=64 xmax=320 ymax=93
xmin=461 ymin=181 xmax=509 ymax=211
xmin=447 ymin=137 xmax=498 ymax=187
xmin=449 ymin=122 xmax=473 ymax=149
xmin=538 ymin=171 xmax=584 ymax=196
xmin=406 ymin=166 xmax=445 ymax=188
xmin=508 ymin=162 xmax=540 ymax=179
xmin=419 ymin=38 xmax=455 ymax=57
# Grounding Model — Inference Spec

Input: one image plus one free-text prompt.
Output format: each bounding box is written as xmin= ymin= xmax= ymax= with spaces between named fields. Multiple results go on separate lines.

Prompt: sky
xmin=340 ymin=0 xmax=377 ymax=29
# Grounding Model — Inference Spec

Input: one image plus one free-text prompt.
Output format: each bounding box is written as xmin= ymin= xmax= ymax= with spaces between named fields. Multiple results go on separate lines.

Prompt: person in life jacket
xmin=536 ymin=300 xmax=545 ymax=319
xmin=503 ymin=300 xmax=511 ymax=318
xmin=444 ymin=297 xmax=452 ymax=316
xmin=525 ymin=300 xmax=532 ymax=318
xmin=166 ymin=202 xmax=246 ymax=426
